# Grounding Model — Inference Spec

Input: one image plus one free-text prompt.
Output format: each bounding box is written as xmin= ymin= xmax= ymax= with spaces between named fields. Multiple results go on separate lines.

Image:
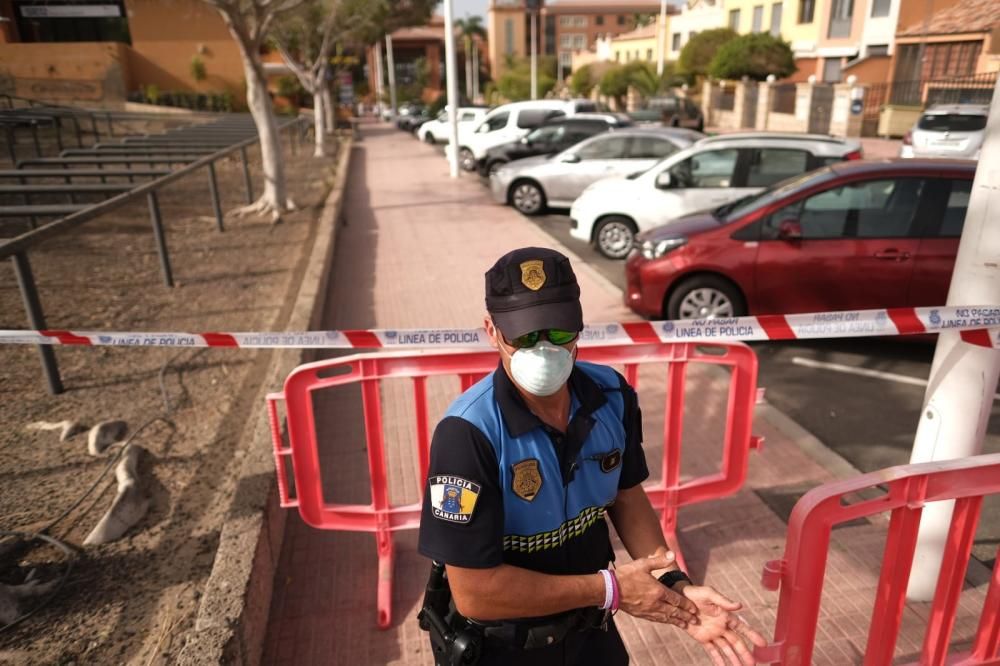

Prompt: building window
xmin=615 ymin=51 xmax=621 ymax=61
xmin=544 ymin=14 xmax=556 ymax=54
xmin=617 ymin=15 xmax=626 ymax=25
xmin=871 ymin=0 xmax=891 ymax=17
xmin=798 ymin=0 xmax=815 ymax=23
xmin=867 ymin=44 xmax=889 ymax=56
xmin=752 ymin=5 xmax=764 ymax=32
xmin=923 ymin=40 xmax=984 ymax=79
xmin=505 ymin=18 xmax=514 ymax=54
xmin=822 ymin=57 xmax=842 ymax=82
xmin=560 ymin=34 xmax=573 ymax=49
xmin=574 ymin=34 xmax=586 ymax=49
xmin=690 ymin=30 xmax=699 ymax=39
xmin=596 ymin=15 xmax=604 ymax=25
xmin=672 ymin=32 xmax=682 ymax=50
xmin=770 ymin=3 xmax=783 ymax=35
xmin=729 ymin=9 xmax=741 ymax=30
xmin=574 ymin=15 xmax=587 ymax=27
xmin=559 ymin=51 xmax=573 ymax=68
xmin=647 ymin=48 xmax=653 ymax=60
xmin=827 ymin=0 xmax=854 ymax=38
xmin=559 ymin=16 xmax=573 ymax=27
xmin=15 ymin=1 xmax=132 ymax=43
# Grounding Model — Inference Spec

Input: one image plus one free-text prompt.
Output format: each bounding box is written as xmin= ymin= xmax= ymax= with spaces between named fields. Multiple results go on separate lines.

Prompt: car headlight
xmin=640 ymin=237 xmax=687 ymax=260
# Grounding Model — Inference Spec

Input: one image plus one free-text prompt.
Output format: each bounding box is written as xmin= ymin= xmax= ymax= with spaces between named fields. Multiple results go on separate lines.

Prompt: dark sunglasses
xmin=503 ymin=328 xmax=580 ymax=349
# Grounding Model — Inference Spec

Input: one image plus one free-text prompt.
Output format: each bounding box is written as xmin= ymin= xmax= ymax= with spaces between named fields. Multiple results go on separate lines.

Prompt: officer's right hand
xmin=615 ymin=554 xmax=699 ymax=629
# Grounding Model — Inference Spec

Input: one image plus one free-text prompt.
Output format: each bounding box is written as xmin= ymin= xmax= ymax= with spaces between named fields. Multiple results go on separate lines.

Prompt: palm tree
xmin=456 ymin=15 xmax=486 ymax=103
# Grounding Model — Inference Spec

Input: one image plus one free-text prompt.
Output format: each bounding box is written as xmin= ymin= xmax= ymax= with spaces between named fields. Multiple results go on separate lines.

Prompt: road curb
xmin=176 ymin=137 xmax=353 ymax=666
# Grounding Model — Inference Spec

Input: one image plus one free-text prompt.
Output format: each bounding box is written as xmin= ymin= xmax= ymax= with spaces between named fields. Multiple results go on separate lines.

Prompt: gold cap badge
xmin=519 ymin=260 xmax=546 ymax=291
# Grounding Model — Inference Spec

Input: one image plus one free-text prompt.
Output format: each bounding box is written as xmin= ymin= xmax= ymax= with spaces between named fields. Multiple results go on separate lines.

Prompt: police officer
xmin=418 ymin=247 xmax=765 ymax=666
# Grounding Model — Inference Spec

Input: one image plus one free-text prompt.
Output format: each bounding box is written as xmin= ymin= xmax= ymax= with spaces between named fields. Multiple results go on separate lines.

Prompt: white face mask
xmin=507 ymin=340 xmax=575 ymax=397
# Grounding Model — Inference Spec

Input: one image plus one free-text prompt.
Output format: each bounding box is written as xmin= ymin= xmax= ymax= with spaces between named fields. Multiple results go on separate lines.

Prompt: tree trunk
xmin=464 ymin=37 xmax=473 ymax=102
xmin=321 ymin=83 xmax=335 ymax=135
xmin=313 ymin=86 xmax=326 ymax=157
xmin=243 ymin=56 xmax=290 ymax=219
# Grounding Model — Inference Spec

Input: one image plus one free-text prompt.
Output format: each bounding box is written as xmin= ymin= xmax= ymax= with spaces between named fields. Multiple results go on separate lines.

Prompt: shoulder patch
xmin=429 ymin=475 xmax=481 ymax=523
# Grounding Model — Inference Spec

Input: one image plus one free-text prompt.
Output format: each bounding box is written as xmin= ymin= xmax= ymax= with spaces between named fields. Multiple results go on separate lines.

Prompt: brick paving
xmin=261 ymin=122 xmax=988 ymax=665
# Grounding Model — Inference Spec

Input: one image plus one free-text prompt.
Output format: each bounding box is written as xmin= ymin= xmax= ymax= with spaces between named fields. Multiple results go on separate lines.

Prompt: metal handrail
xmin=0 ymin=115 xmax=306 ymax=259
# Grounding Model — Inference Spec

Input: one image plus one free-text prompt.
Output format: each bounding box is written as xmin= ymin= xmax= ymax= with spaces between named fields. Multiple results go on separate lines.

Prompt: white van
xmin=450 ymin=99 xmax=600 ymax=171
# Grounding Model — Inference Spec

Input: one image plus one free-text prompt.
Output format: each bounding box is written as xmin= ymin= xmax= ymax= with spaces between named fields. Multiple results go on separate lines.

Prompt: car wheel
xmin=670 ymin=116 xmax=680 ymax=127
xmin=458 ymin=148 xmax=477 ymax=172
xmin=510 ymin=180 xmax=546 ymax=216
xmin=423 ymin=132 xmax=436 ymax=144
xmin=666 ymin=276 xmax=746 ymax=321
xmin=594 ymin=216 xmax=637 ymax=260
xmin=696 ymin=119 xmax=704 ymax=133
xmin=487 ymin=160 xmax=508 ymax=177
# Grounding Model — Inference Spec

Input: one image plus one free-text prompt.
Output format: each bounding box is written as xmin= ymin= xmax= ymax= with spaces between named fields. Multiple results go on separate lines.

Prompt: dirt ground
xmin=0 ymin=124 xmax=338 ymax=665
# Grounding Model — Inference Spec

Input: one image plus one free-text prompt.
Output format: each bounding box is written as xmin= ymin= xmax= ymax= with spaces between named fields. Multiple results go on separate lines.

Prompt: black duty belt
xmin=476 ymin=606 xmax=608 ymax=650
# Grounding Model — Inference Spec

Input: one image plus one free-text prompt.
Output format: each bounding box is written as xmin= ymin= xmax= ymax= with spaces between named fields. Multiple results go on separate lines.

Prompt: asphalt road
xmin=528 ymin=206 xmax=1000 ymax=568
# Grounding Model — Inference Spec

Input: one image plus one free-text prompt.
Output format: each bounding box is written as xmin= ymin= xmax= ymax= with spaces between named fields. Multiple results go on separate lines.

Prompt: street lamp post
xmin=385 ymin=34 xmax=398 ymax=118
xmin=443 ymin=0 xmax=460 ymax=177
xmin=530 ymin=6 xmax=538 ymax=100
xmin=657 ymin=0 xmax=667 ymax=77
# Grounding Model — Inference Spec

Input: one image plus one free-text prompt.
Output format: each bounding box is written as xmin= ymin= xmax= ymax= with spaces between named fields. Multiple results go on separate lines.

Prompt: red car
xmin=625 ymin=159 xmax=976 ymax=320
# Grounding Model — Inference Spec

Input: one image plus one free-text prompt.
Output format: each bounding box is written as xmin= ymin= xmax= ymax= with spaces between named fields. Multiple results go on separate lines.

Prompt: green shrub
xmin=569 ymin=64 xmax=594 ymax=97
xmin=708 ymin=33 xmax=796 ymax=81
xmin=678 ymin=28 xmax=738 ymax=78
xmin=190 ymin=55 xmax=207 ymax=82
xmin=598 ymin=65 xmax=629 ymax=108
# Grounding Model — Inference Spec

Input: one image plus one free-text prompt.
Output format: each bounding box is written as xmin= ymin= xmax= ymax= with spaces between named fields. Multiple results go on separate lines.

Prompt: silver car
xmin=900 ymin=104 xmax=988 ymax=160
xmin=490 ymin=127 xmax=703 ymax=215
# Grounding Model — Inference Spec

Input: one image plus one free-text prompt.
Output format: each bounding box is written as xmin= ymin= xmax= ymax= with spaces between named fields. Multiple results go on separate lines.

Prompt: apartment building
xmin=665 ymin=0 xmax=727 ymax=60
xmin=891 ymin=0 xmax=1000 ymax=83
xmin=487 ymin=0 xmax=663 ymax=79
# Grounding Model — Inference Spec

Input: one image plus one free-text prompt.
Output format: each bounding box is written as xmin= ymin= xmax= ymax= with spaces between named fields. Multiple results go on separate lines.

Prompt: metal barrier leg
xmin=207 ymin=162 xmax=224 ymax=232
xmin=54 ymin=119 xmax=64 ymax=151
xmin=6 ymin=126 xmax=16 ymax=164
xmin=31 ymin=124 xmax=41 ymax=157
xmin=360 ymin=364 xmax=394 ymax=628
xmin=146 ymin=191 xmax=174 ymax=287
xmin=12 ymin=252 xmax=63 ymax=395
xmin=240 ymin=146 xmax=254 ymax=203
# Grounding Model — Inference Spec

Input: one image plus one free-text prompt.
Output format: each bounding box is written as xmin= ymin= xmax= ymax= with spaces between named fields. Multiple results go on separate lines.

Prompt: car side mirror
xmin=655 ymin=172 xmax=673 ymax=189
xmin=777 ymin=219 xmax=803 ymax=240
xmin=561 ymin=153 xmax=581 ymax=163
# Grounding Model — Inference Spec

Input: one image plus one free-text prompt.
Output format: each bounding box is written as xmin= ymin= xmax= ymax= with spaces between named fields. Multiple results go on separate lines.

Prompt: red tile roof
xmin=897 ymin=0 xmax=1000 ymax=36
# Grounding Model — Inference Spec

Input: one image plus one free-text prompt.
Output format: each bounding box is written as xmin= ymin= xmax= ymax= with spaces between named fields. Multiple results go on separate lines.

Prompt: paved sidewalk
xmin=261 ymin=123 xmax=987 ymax=665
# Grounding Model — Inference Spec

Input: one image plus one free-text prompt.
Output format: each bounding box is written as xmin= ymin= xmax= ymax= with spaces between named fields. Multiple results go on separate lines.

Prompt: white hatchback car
xmin=417 ymin=107 xmax=489 ymax=144
xmin=449 ymin=99 xmax=600 ymax=171
xmin=899 ymin=104 xmax=988 ymax=160
xmin=569 ymin=133 xmax=863 ymax=258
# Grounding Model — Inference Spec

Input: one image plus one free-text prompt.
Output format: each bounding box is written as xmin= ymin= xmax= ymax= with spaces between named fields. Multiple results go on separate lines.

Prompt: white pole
xmin=443 ymin=0 xmax=460 ymax=177
xmin=530 ymin=9 xmax=538 ymax=100
xmin=373 ymin=43 xmax=385 ymax=119
xmin=657 ymin=0 xmax=667 ymax=77
xmin=906 ymin=72 xmax=1000 ymax=600
xmin=385 ymin=34 xmax=398 ymax=117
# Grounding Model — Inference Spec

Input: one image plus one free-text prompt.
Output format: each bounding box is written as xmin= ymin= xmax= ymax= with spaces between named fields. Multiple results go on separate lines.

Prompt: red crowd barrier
xmin=267 ymin=341 xmax=761 ymax=628
xmin=755 ymin=453 xmax=1000 ymax=666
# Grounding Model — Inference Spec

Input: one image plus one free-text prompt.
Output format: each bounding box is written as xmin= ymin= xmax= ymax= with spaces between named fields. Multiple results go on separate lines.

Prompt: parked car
xmin=417 ymin=107 xmax=489 ymax=144
xmin=900 ymin=104 xmax=988 ymax=160
xmin=479 ymin=113 xmax=634 ymax=177
xmin=490 ymin=127 xmax=701 ymax=216
xmin=449 ymin=99 xmax=602 ymax=172
xmin=570 ymin=132 xmax=863 ymax=259
xmin=645 ymin=95 xmax=705 ymax=132
xmin=397 ymin=108 xmax=431 ymax=132
xmin=624 ymin=159 xmax=976 ymax=321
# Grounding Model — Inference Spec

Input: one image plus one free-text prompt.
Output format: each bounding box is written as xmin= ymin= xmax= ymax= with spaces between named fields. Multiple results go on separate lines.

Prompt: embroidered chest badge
xmin=511 ymin=458 xmax=543 ymax=501
xmin=429 ymin=475 xmax=481 ymax=523
xmin=600 ymin=449 xmax=622 ymax=473
xmin=519 ymin=260 xmax=546 ymax=291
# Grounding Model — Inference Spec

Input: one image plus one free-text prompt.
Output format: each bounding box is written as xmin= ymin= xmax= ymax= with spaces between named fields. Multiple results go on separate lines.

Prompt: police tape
xmin=3 ymin=306 xmax=1000 ymax=351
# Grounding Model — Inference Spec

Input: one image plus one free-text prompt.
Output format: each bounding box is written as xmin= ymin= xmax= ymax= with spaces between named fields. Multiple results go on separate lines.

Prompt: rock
xmin=83 ymin=445 xmax=149 ymax=546
xmin=87 ymin=420 xmax=127 ymax=456
xmin=26 ymin=420 xmax=88 ymax=442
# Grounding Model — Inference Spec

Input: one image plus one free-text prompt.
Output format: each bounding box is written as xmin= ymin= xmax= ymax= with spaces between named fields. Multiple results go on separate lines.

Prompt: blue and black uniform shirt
xmin=418 ymin=361 xmax=649 ymax=576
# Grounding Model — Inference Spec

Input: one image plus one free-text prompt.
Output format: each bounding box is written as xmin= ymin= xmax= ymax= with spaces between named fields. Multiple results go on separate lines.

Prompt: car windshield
xmin=918 ymin=114 xmax=987 ymax=132
xmin=714 ymin=170 xmax=831 ymax=221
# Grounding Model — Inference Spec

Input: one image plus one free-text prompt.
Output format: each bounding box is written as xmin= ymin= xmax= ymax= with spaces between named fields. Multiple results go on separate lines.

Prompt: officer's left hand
xmin=680 ymin=585 xmax=767 ymax=666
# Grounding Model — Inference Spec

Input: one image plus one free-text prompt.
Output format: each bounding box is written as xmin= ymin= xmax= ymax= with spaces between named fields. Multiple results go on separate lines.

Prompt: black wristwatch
xmin=657 ymin=569 xmax=692 ymax=590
